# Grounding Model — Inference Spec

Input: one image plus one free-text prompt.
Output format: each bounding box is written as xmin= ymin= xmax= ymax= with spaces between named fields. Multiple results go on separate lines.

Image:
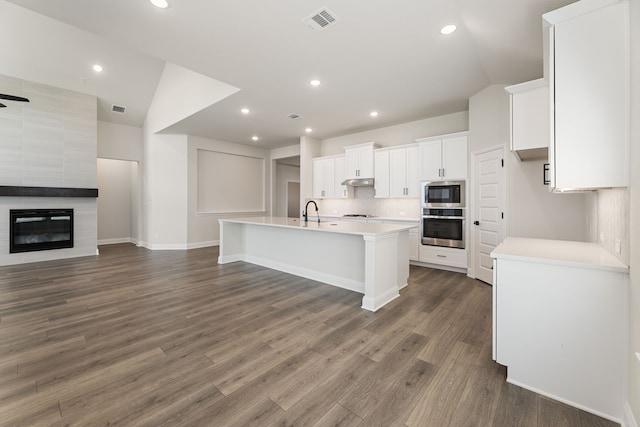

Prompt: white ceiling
xmin=0 ymin=0 xmax=575 ymax=149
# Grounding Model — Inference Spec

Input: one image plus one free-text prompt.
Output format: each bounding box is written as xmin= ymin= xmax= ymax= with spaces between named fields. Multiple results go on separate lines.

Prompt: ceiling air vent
xmin=111 ymin=104 xmax=126 ymax=114
xmin=303 ymin=8 xmax=339 ymax=33
xmin=287 ymin=113 xmax=303 ymax=120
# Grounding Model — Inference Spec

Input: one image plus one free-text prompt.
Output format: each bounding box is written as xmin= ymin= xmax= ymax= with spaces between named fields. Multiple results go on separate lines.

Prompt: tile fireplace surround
xmin=0 ymin=74 xmax=99 ymax=266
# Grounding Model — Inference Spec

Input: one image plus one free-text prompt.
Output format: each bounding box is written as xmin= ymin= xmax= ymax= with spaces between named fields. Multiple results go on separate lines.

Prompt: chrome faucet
xmin=303 ymin=200 xmax=319 ymax=223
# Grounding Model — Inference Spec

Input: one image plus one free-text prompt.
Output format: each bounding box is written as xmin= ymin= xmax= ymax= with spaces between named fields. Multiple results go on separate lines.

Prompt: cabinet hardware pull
xmin=437 ymin=254 xmax=447 ymax=258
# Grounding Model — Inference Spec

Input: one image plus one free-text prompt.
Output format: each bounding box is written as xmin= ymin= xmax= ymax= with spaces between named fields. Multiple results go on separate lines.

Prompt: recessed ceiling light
xmin=310 ymin=79 xmax=321 ymax=87
xmin=149 ymin=0 xmax=169 ymax=8
xmin=92 ymin=64 xmax=103 ymax=73
xmin=440 ymin=24 xmax=457 ymax=35
xmin=370 ymin=111 xmax=379 ymax=117
xmin=305 ymin=128 xmax=313 ymax=133
xmin=241 ymin=108 xmax=250 ymax=114
xmin=252 ymin=136 xmax=259 ymax=141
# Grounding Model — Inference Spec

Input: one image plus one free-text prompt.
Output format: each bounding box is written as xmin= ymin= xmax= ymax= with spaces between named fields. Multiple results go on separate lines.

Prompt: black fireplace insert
xmin=10 ymin=209 xmax=74 ymax=253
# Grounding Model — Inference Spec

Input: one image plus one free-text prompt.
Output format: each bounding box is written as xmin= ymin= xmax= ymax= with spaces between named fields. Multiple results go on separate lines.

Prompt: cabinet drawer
xmin=419 ymin=245 xmax=467 ymax=268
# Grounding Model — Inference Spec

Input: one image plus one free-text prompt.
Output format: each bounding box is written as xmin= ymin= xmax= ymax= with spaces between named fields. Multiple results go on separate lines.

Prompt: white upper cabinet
xmin=544 ymin=0 xmax=629 ymax=191
xmin=374 ymin=144 xmax=419 ymax=198
xmin=344 ymin=142 xmax=377 ymax=178
xmin=374 ymin=150 xmax=390 ymax=198
xmin=312 ymin=156 xmax=336 ymax=198
xmin=417 ymin=132 xmax=468 ymax=181
xmin=505 ymin=78 xmax=549 ymax=161
xmin=333 ymin=155 xmax=347 ymax=199
xmin=390 ymin=145 xmax=419 ymax=197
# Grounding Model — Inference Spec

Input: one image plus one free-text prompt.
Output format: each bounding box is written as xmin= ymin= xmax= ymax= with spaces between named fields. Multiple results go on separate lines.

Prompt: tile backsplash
xmin=310 ymin=187 xmax=421 ymax=220
xmin=592 ymin=187 xmax=629 ymax=265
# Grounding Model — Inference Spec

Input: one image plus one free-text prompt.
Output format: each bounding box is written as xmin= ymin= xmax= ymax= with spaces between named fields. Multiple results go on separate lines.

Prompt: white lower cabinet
xmin=408 ymin=228 xmax=419 ymax=261
xmin=419 ymin=245 xmax=467 ymax=269
xmin=491 ymin=238 xmax=628 ymax=422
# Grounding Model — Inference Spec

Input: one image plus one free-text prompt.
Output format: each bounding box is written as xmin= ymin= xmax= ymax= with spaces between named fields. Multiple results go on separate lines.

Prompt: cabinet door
xmin=511 ymin=84 xmax=549 ymax=152
xmin=374 ymin=151 xmax=390 ymax=198
xmin=345 ymin=148 xmax=359 ymax=178
xmin=420 ymin=140 xmax=442 ymax=181
xmin=334 ymin=155 xmax=347 ymax=198
xmin=442 ymin=136 xmax=467 ymax=180
xmin=406 ymin=145 xmax=420 ymax=197
xmin=408 ymin=228 xmax=419 ymax=261
xmin=552 ymin=2 xmax=628 ymax=189
xmin=389 ymin=149 xmax=407 ymax=198
xmin=358 ymin=146 xmax=375 ymax=178
xmin=312 ymin=159 xmax=323 ymax=198
xmin=322 ymin=158 xmax=335 ymax=198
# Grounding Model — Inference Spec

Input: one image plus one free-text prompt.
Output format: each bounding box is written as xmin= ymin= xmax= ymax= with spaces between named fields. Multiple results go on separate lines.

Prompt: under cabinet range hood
xmin=341 ymin=178 xmax=374 ymax=187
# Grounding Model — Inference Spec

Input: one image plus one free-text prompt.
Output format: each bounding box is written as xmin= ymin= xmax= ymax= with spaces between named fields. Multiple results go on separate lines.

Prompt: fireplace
xmin=10 ymin=209 xmax=74 ymax=253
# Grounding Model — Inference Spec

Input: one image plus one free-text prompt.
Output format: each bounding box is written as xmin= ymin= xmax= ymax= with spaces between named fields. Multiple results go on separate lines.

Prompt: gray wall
xmin=468 ymin=84 xmax=588 ymax=241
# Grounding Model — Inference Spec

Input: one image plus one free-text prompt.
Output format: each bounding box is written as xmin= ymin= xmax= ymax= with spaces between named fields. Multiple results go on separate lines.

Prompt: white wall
xmin=300 ymin=136 xmax=321 ymax=204
xmin=97 ymin=121 xmax=143 ymax=161
xmin=320 ymin=111 xmax=469 ymax=156
xmin=468 ymin=84 xmax=588 ymax=242
xmin=97 ymin=158 xmax=133 ymax=244
xmin=186 ymin=135 xmax=270 ymax=247
xmin=627 ymin=0 xmax=639 ymax=423
xmin=142 ymin=131 xmax=189 ymax=249
xmin=145 ymin=62 xmax=239 ymax=135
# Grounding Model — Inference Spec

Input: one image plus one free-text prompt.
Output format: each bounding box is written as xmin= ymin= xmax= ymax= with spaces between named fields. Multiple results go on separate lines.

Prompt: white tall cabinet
xmin=544 ymin=0 xmax=629 ymax=191
xmin=417 ymin=132 xmax=468 ymax=181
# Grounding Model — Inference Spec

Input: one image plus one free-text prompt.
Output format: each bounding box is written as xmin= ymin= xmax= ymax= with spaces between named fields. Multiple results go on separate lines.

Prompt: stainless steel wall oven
xmin=421 ymin=207 xmax=465 ymax=249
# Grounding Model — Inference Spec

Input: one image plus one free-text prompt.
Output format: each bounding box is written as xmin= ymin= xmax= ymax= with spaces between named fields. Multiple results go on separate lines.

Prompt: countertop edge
xmin=219 ymin=217 xmax=415 ymax=238
xmin=491 ymin=237 xmax=629 ymax=274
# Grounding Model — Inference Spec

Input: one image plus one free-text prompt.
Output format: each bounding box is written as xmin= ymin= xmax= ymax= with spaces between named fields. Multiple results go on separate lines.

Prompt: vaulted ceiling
xmin=0 ymin=0 xmax=575 ymax=148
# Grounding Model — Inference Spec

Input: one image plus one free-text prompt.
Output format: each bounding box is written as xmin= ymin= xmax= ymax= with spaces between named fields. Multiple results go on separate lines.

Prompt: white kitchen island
xmin=218 ymin=216 xmax=414 ymax=311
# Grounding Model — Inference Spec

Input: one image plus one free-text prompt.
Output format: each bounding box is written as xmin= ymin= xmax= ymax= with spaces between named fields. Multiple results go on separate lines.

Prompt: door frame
xmin=468 ymin=144 xmax=507 ymax=281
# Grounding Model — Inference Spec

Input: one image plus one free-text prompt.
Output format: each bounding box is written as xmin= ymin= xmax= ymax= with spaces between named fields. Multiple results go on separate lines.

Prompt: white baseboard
xmin=361 ymin=287 xmax=400 ymax=312
xmin=241 ymin=254 xmax=365 ymax=294
xmin=187 ymin=240 xmax=219 ymax=249
xmin=97 ymin=237 xmax=134 ymax=245
xmin=505 ymin=378 xmax=623 ymax=425
xmin=624 ymin=402 xmax=638 ymax=427
xmin=132 ymin=240 xmax=219 ymax=250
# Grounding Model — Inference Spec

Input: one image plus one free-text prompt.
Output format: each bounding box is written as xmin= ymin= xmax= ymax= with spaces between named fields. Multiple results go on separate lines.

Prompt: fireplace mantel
xmin=0 ymin=186 xmax=98 ymax=198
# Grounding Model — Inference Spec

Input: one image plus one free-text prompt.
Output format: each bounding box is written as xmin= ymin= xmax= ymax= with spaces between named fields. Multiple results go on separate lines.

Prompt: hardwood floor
xmin=0 ymin=244 xmax=618 ymax=426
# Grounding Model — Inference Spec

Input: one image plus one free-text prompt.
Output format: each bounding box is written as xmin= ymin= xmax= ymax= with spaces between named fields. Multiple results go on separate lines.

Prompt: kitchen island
xmin=218 ymin=216 xmax=414 ymax=311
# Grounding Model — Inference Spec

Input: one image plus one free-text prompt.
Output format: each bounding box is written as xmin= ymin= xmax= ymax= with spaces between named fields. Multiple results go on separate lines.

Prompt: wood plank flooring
xmin=0 ymin=244 xmax=619 ymax=426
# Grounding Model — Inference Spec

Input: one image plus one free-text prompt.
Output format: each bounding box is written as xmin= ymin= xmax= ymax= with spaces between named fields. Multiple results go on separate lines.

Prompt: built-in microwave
xmin=421 ymin=181 xmax=465 ymax=208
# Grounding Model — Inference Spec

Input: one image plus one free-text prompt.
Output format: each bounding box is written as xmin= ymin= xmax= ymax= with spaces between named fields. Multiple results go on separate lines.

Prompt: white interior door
xmin=472 ymin=146 xmax=506 ymax=285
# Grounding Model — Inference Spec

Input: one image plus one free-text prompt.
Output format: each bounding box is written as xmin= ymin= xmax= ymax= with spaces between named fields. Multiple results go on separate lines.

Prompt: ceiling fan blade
xmin=0 ymin=103 xmax=6 ymax=108
xmin=0 ymin=94 xmax=30 ymax=103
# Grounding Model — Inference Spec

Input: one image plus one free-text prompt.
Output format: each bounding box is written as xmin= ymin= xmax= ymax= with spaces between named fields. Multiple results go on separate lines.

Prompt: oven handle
xmin=422 ymin=215 xmax=465 ymax=220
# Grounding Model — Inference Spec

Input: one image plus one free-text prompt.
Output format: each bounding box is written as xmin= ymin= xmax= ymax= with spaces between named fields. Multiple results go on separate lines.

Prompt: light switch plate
xmin=615 ymin=239 xmax=621 ymax=254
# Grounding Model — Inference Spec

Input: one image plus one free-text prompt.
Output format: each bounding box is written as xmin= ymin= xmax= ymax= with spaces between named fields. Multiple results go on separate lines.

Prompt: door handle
xmin=473 ymin=221 xmax=480 ymax=226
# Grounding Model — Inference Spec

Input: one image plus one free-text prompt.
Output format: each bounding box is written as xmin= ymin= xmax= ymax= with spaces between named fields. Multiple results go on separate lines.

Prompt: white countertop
xmin=219 ymin=216 xmax=415 ymax=237
xmin=491 ymin=237 xmax=629 ymax=273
